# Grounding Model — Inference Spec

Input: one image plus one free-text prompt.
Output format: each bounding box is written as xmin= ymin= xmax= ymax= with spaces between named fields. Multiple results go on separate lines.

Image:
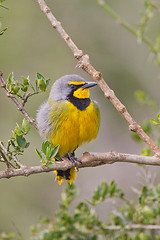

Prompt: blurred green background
xmin=1 ymin=0 xmax=160 ymax=238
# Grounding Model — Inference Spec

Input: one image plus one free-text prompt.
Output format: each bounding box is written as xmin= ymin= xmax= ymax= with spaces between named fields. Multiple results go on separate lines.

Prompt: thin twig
xmin=22 ymin=92 xmax=31 ymax=107
xmin=0 ymin=141 xmax=25 ymax=168
xmin=0 ymin=72 xmax=38 ymax=131
xmin=103 ymin=224 xmax=160 ymax=231
xmin=0 ymin=148 xmax=11 ymax=168
xmin=0 ymin=151 xmax=160 ymax=179
xmin=36 ymin=0 xmax=160 ymax=157
xmin=96 ymin=0 xmax=157 ymax=52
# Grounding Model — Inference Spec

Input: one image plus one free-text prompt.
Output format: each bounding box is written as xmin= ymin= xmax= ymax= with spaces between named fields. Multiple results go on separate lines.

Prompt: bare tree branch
xmin=36 ymin=0 xmax=160 ymax=157
xmin=0 ymin=72 xmax=38 ymax=131
xmin=0 ymin=151 xmax=159 ymax=179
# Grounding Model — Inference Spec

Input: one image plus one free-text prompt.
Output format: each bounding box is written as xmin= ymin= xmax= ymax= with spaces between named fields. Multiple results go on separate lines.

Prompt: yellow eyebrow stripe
xmin=68 ymin=81 xmax=85 ymax=85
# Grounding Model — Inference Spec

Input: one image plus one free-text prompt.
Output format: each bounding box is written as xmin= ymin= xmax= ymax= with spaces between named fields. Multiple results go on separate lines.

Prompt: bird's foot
xmin=67 ymin=152 xmax=82 ymax=171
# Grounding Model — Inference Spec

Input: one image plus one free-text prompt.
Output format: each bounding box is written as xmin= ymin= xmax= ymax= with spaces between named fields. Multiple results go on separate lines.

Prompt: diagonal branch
xmin=0 ymin=148 xmax=11 ymax=168
xmin=96 ymin=0 xmax=156 ymax=52
xmin=0 ymin=151 xmax=159 ymax=179
xmin=36 ymin=0 xmax=160 ymax=157
xmin=0 ymin=72 xmax=38 ymax=131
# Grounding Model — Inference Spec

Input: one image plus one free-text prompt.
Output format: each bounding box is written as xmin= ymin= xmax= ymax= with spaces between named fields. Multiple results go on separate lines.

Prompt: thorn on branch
xmin=74 ymin=50 xmax=83 ymax=60
xmin=76 ymin=54 xmax=90 ymax=71
xmin=65 ymin=35 xmax=70 ymax=41
xmin=104 ymin=92 xmax=110 ymax=99
xmin=129 ymin=124 xmax=137 ymax=132
xmin=119 ymin=105 xmax=126 ymax=114
xmin=44 ymin=6 xmax=50 ymax=14
xmin=93 ymin=71 xmax=102 ymax=81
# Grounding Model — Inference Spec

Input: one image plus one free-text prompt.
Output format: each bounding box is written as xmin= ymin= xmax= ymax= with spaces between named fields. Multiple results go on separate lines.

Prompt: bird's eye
xmin=70 ymin=84 xmax=76 ymax=89
xmin=69 ymin=84 xmax=85 ymax=90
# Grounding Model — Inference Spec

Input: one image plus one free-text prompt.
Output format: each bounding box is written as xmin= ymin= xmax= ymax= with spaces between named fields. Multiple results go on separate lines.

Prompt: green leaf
xmin=46 ymin=79 xmax=50 ymax=87
xmin=16 ymin=135 xmax=26 ymax=148
xmin=25 ymin=142 xmax=30 ymax=148
xmin=38 ymin=79 xmax=46 ymax=92
xmin=21 ymin=86 xmax=28 ymax=92
xmin=134 ymin=90 xmax=148 ymax=104
xmin=35 ymin=148 xmax=43 ymax=159
xmin=100 ymin=182 xmax=108 ymax=200
xmin=37 ymin=72 xmax=45 ymax=80
xmin=109 ymin=180 xmax=116 ymax=196
xmin=157 ymin=113 xmax=160 ymax=122
xmin=13 ymin=86 xmax=20 ymax=94
xmin=35 ymin=79 xmax=39 ymax=92
xmin=21 ymin=76 xmax=29 ymax=85
xmin=150 ymin=119 xmax=159 ymax=125
xmin=50 ymin=145 xmax=60 ymax=159
xmin=22 ymin=118 xmax=30 ymax=133
xmin=0 ymin=27 xmax=8 ymax=35
xmin=7 ymin=73 xmax=14 ymax=87
xmin=14 ymin=124 xmax=22 ymax=136
xmin=132 ymin=132 xmax=141 ymax=142
xmin=141 ymin=147 xmax=152 ymax=156
xmin=46 ymin=146 xmax=51 ymax=160
xmin=142 ymin=121 xmax=152 ymax=136
xmin=144 ymin=0 xmax=150 ymax=9
xmin=42 ymin=141 xmax=50 ymax=154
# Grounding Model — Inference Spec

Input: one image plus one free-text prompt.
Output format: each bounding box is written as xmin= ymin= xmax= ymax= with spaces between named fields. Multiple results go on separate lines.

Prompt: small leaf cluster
xmin=151 ymin=113 xmax=160 ymax=126
xmin=0 ymin=232 xmax=23 ymax=240
xmin=31 ymin=183 xmax=102 ymax=240
xmin=133 ymin=90 xmax=160 ymax=157
xmin=136 ymin=0 xmax=160 ymax=67
xmin=36 ymin=73 xmax=50 ymax=92
xmin=30 ymin=181 xmax=160 ymax=240
xmin=6 ymin=72 xmax=50 ymax=102
xmin=90 ymin=181 xmax=124 ymax=206
xmin=134 ymin=90 xmax=157 ymax=110
xmin=137 ymin=0 xmax=154 ymax=42
xmin=6 ymin=119 xmax=30 ymax=158
xmin=35 ymin=141 xmax=59 ymax=168
xmin=0 ymin=0 xmax=8 ymax=35
xmin=0 ymin=119 xmax=30 ymax=167
xmin=0 ymin=0 xmax=7 ymax=8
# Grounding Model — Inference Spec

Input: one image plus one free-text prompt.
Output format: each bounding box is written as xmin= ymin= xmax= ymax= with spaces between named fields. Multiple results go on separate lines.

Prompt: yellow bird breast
xmin=48 ymin=100 xmax=100 ymax=156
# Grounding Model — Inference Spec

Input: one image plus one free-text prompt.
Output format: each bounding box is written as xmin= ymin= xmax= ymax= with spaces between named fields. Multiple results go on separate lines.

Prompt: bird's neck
xmin=67 ymin=95 xmax=91 ymax=111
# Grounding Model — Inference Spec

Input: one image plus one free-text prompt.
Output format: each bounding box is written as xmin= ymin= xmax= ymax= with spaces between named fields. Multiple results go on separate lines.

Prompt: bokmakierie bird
xmin=36 ymin=74 xmax=100 ymax=184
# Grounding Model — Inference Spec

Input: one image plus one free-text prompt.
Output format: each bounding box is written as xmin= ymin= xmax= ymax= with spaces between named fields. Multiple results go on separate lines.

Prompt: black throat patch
xmin=67 ymin=95 xmax=91 ymax=111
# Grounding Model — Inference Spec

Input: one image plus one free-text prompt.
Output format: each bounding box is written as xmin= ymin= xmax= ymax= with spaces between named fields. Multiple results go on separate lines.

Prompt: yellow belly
xmin=48 ymin=100 xmax=100 ymax=156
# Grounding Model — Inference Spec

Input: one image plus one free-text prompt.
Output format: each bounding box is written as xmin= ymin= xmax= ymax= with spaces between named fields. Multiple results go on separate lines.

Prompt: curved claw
xmin=67 ymin=152 xmax=82 ymax=171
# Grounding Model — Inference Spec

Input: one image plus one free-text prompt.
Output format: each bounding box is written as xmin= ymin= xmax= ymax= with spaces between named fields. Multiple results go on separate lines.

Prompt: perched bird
xmin=37 ymin=74 xmax=100 ymax=184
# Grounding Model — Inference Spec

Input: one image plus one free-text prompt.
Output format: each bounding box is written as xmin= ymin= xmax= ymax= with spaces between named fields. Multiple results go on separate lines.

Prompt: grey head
xmin=49 ymin=74 xmax=87 ymax=102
